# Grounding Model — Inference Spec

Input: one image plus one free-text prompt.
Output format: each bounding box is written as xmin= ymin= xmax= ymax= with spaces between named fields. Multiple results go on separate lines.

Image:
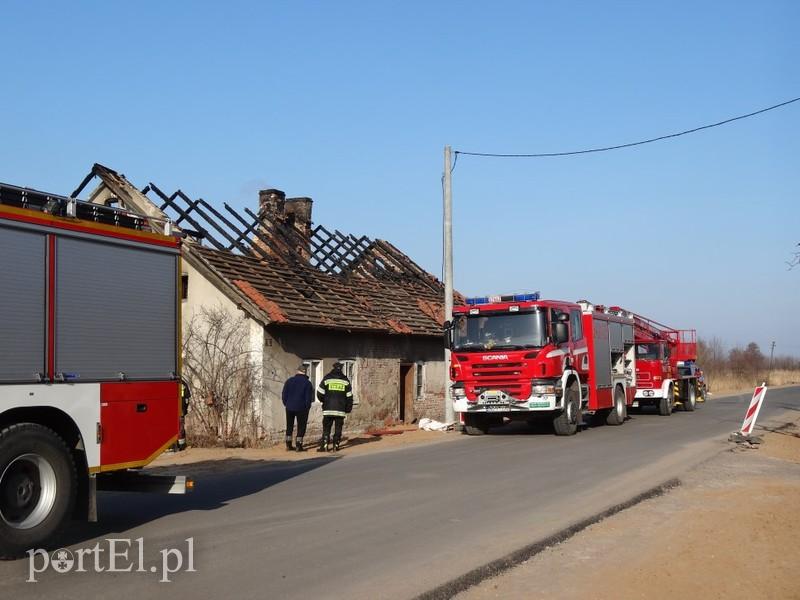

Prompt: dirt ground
xmin=149 ymin=425 xmax=456 ymax=474
xmin=457 ymin=419 xmax=800 ymax=600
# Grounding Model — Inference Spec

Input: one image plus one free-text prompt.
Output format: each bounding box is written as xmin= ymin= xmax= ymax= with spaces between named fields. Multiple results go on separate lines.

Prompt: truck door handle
xmin=136 ymin=403 xmax=148 ymax=413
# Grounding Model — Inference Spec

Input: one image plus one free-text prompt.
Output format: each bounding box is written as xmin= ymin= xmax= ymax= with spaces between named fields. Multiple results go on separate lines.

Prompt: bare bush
xmin=697 ymin=337 xmax=726 ymax=372
xmin=183 ymin=306 xmax=261 ymax=447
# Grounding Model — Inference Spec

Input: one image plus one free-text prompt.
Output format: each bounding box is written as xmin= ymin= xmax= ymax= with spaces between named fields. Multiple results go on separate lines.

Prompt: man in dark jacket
xmin=316 ymin=361 xmax=354 ymax=452
xmin=282 ymin=364 xmax=314 ymax=452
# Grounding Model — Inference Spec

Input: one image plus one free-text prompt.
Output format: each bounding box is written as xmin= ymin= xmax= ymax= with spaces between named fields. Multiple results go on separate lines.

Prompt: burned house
xmin=72 ymin=164 xmax=450 ymax=442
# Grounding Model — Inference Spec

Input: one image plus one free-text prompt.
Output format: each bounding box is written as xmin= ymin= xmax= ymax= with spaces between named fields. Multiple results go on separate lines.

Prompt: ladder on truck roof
xmin=0 ymin=181 xmax=150 ymax=232
xmin=623 ymin=309 xmax=697 ymax=363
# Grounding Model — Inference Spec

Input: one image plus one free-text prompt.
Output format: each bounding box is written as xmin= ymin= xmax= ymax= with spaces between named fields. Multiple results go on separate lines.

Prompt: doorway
xmin=399 ymin=364 xmax=415 ymax=423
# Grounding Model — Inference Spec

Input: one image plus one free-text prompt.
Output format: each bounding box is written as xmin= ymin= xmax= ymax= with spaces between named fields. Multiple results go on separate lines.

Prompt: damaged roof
xmin=76 ymin=163 xmax=456 ymax=337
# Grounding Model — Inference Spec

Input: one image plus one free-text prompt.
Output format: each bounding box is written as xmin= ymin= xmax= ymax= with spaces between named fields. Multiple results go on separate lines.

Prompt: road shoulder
xmin=455 ymin=417 xmax=800 ymax=600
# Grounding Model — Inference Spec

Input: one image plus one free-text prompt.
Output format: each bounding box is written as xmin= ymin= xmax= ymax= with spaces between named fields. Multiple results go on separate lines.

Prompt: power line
xmin=455 ymin=96 xmax=800 ymax=159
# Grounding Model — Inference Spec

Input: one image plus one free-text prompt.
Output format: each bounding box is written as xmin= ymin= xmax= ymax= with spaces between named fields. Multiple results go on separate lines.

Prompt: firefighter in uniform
xmin=316 ymin=362 xmax=354 ymax=452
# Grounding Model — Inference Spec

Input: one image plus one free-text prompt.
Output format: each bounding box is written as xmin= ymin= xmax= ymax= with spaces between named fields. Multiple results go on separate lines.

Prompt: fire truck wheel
xmin=463 ymin=414 xmax=490 ymax=436
xmin=553 ymin=384 xmax=580 ymax=436
xmin=606 ymin=386 xmax=627 ymax=426
xmin=683 ymin=383 xmax=697 ymax=412
xmin=658 ymin=385 xmax=674 ymax=416
xmin=0 ymin=423 xmax=77 ymax=559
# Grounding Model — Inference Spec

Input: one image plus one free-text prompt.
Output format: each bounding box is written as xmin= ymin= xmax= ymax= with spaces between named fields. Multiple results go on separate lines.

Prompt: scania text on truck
xmin=0 ymin=182 xmax=190 ymax=557
xmin=445 ymin=294 xmax=637 ymax=436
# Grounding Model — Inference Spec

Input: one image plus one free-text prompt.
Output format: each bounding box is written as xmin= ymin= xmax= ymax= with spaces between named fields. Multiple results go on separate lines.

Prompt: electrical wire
xmin=455 ymin=96 xmax=800 ymax=159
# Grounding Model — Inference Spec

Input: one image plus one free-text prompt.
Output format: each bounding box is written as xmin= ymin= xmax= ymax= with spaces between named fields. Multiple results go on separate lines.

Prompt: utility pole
xmin=768 ymin=341 xmax=776 ymax=384
xmin=443 ymin=145 xmax=454 ymax=424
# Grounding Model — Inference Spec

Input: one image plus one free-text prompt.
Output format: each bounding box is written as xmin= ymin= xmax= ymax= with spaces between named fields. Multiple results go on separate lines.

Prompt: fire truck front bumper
xmin=635 ymin=387 xmax=664 ymax=400
xmin=452 ymin=387 xmax=560 ymax=413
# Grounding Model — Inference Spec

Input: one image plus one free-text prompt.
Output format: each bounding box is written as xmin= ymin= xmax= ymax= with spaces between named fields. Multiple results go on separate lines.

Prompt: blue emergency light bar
xmin=465 ymin=292 xmax=540 ymax=306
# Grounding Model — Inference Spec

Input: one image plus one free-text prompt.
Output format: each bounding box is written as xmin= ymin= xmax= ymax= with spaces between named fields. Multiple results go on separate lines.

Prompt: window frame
xmin=339 ymin=359 xmax=358 ymax=405
xmin=415 ymin=362 xmax=424 ymax=400
xmin=302 ymin=359 xmax=324 ymax=392
xmin=570 ymin=310 xmax=583 ymax=342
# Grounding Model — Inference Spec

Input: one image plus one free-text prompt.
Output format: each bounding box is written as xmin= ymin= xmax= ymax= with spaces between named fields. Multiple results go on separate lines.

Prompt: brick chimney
xmin=258 ymin=189 xmax=286 ymax=220
xmin=254 ymin=188 xmax=313 ymax=261
xmin=284 ymin=197 xmax=313 ymax=237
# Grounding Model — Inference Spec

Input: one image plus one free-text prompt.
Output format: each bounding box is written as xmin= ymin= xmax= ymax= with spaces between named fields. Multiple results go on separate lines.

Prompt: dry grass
xmin=706 ymin=368 xmax=800 ymax=395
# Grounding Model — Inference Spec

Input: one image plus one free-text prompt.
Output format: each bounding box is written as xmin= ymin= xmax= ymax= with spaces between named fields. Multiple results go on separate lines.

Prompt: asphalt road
xmin=2 ymin=386 xmax=798 ymax=599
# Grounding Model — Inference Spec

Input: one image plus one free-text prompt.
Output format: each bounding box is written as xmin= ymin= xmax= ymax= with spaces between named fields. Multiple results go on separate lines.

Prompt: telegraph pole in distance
xmin=443 ymin=145 xmax=454 ymax=424
xmin=768 ymin=340 xmax=776 ymax=384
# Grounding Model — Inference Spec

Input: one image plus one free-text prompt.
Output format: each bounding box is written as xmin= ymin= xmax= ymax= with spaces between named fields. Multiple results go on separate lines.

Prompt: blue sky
xmin=1 ymin=1 xmax=798 ymax=355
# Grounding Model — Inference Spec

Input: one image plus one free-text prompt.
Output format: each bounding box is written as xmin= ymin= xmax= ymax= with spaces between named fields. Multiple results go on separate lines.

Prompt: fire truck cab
xmin=447 ymin=294 xmax=637 ymax=436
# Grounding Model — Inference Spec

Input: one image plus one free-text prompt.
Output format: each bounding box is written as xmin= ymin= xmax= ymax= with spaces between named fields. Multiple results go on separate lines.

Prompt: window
xmin=340 ymin=359 xmax=358 ymax=405
xmin=570 ymin=310 xmax=583 ymax=341
xmin=302 ymin=360 xmax=323 ymax=391
xmin=181 ymin=273 xmax=189 ymax=301
xmin=339 ymin=358 xmax=358 ymax=406
xmin=635 ymin=344 xmax=660 ymax=360
xmin=415 ymin=363 xmax=424 ymax=399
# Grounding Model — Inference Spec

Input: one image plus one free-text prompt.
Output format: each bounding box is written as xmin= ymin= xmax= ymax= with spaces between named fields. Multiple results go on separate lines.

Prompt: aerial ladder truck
xmin=618 ymin=309 xmax=700 ymax=415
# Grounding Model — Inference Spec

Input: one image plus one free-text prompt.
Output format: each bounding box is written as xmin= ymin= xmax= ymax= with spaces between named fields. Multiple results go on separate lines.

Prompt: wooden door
xmin=399 ymin=364 xmax=415 ymax=422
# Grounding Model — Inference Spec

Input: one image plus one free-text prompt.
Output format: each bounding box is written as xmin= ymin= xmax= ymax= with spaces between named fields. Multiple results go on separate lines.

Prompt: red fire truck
xmin=619 ymin=309 xmax=700 ymax=415
xmin=447 ymin=294 xmax=636 ymax=436
xmin=0 ymin=181 xmax=189 ymax=557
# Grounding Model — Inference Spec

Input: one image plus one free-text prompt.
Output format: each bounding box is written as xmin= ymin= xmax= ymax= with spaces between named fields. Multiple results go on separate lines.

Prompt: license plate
xmin=484 ymin=404 xmax=507 ymax=411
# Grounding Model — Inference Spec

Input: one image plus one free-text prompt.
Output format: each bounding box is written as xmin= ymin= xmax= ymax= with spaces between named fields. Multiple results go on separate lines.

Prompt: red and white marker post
xmin=740 ymin=383 xmax=768 ymax=436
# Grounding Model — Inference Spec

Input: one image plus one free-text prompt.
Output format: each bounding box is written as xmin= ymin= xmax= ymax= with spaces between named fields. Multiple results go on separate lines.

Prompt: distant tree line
xmin=697 ymin=338 xmax=800 ymax=386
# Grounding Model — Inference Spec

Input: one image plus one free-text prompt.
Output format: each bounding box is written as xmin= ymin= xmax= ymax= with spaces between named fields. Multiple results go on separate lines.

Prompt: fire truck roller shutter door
xmin=0 ymin=225 xmax=47 ymax=382
xmin=55 ymin=236 xmax=178 ymax=381
xmin=592 ymin=319 xmax=612 ymax=389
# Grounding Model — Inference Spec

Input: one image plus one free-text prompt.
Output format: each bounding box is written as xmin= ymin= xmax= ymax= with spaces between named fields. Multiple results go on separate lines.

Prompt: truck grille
xmin=472 ymin=362 xmax=524 ymax=377
xmin=469 ymin=362 xmax=528 ymax=399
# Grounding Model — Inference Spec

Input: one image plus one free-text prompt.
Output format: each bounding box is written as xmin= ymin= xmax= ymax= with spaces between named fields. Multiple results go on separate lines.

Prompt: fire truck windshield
xmin=636 ymin=343 xmax=660 ymax=360
xmin=452 ymin=311 xmax=547 ymax=351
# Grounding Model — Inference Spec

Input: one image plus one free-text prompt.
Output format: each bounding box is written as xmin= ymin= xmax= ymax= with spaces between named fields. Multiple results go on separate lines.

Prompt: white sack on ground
xmin=418 ymin=418 xmax=454 ymax=431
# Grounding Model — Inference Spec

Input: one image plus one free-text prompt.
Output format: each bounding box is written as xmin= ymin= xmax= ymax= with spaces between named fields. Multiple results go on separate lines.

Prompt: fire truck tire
xmin=606 ymin=386 xmax=627 ymax=426
xmin=463 ymin=414 xmax=490 ymax=436
xmin=658 ymin=385 xmax=673 ymax=416
xmin=0 ymin=423 xmax=77 ymax=559
xmin=683 ymin=382 xmax=697 ymax=412
xmin=553 ymin=384 xmax=580 ymax=436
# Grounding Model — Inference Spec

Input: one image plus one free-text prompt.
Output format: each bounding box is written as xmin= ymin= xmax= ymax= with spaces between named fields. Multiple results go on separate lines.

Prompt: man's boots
xmin=317 ymin=435 xmax=328 ymax=453
xmin=285 ymin=437 xmax=293 ymax=452
xmin=295 ymin=437 xmax=306 ymax=452
xmin=332 ymin=435 xmax=341 ymax=452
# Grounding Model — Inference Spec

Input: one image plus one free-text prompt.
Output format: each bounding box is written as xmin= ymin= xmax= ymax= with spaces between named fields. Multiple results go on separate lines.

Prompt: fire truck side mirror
xmin=443 ymin=320 xmax=453 ymax=349
xmin=554 ymin=322 xmax=569 ymax=345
